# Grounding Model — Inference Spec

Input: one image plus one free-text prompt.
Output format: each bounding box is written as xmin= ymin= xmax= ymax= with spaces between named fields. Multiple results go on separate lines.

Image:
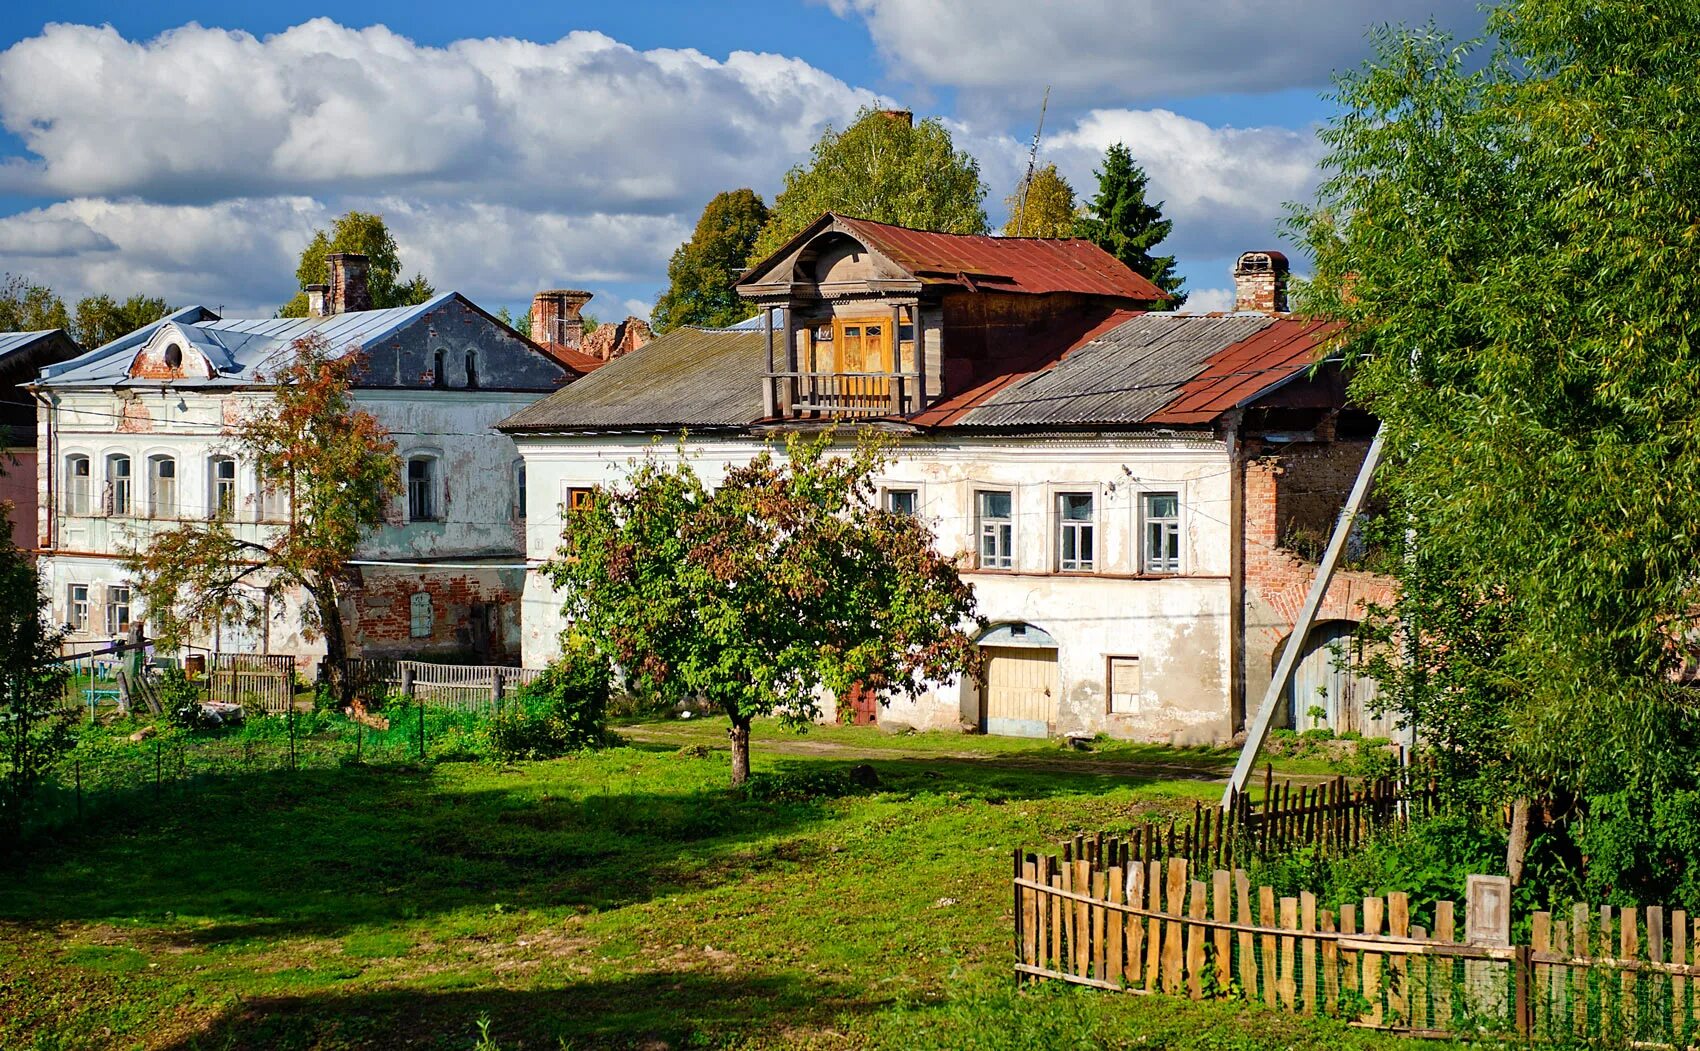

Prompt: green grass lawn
xmin=0 ymin=717 xmax=1456 ymax=1050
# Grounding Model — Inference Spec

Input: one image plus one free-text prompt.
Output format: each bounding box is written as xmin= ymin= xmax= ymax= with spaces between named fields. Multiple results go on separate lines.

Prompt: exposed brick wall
xmin=346 ymin=566 xmax=524 ymax=662
xmin=579 ymin=317 xmax=653 ymax=362
xmin=116 ymin=399 xmax=154 ymax=433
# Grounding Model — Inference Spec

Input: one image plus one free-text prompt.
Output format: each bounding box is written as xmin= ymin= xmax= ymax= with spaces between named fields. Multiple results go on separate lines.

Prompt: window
xmin=65 ymin=455 xmax=91 ymax=515
xmin=1057 ymin=492 xmax=1095 ymax=571
xmin=148 ymin=455 xmax=177 ymax=518
xmin=163 ymin=343 xmax=183 ymax=370
xmin=514 ymin=462 xmax=527 ymax=519
xmin=407 ymin=457 xmax=439 ymax=521
xmin=465 ymin=350 xmax=479 ymax=389
xmin=410 ymin=592 xmax=433 ymax=638
xmin=1108 ymin=656 xmax=1142 ymax=714
xmin=976 ymin=490 xmax=1013 ymax=569
xmin=106 ymin=586 xmax=131 ymax=635
xmin=432 ymin=349 xmax=447 ymax=388
xmin=257 ymin=467 xmax=289 ymax=523
xmin=209 ymin=456 xmax=237 ymax=519
xmin=1143 ymin=492 xmax=1181 ymax=574
xmin=566 ymin=487 xmax=595 ymax=513
xmin=67 ymin=584 xmax=89 ymax=633
xmin=107 ymin=454 xmax=132 ymax=515
xmin=885 ymin=488 xmax=918 ymax=516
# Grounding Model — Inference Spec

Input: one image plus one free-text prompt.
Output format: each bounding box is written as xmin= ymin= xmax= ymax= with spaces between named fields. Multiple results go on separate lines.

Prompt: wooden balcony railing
xmin=766 ymin=371 xmax=922 ymax=418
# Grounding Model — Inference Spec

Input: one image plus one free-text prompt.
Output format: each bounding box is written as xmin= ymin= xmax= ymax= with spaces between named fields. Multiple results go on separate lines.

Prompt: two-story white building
xmin=31 ymin=254 xmax=577 ymax=667
xmin=503 ymin=215 xmax=1388 ymax=744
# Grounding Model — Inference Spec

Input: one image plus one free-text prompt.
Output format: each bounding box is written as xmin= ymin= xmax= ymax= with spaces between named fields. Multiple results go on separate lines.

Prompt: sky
xmin=0 ymin=0 xmax=1489 ymax=325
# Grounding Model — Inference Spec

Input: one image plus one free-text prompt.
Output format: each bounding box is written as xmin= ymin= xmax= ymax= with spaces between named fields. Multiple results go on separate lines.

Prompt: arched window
xmin=406 ymin=455 xmax=440 ymax=521
xmin=464 ymin=350 xmax=479 ymax=389
xmin=64 ymin=454 xmax=91 ymax=515
xmin=148 ymin=454 xmax=177 ymax=519
xmin=209 ymin=455 xmax=237 ymax=518
xmin=432 ymin=349 xmax=447 ymax=388
xmin=163 ymin=343 xmax=183 ymax=370
xmin=106 ymin=454 xmax=132 ymax=516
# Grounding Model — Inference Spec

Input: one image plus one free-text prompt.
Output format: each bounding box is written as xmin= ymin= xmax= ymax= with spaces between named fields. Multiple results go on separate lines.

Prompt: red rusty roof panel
xmin=1145 ymin=319 xmax=1342 ymax=424
xmin=836 ymin=215 xmax=1169 ymax=303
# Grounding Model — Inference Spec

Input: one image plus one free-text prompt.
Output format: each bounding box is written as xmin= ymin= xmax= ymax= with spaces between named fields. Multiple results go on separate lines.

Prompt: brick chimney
xmin=877 ymin=108 xmax=913 ymax=127
xmin=306 ymin=284 xmax=330 ymax=318
xmin=1233 ymin=251 xmax=1289 ymax=313
xmin=327 ymin=253 xmax=372 ymax=314
xmin=530 ymin=290 xmax=594 ymax=348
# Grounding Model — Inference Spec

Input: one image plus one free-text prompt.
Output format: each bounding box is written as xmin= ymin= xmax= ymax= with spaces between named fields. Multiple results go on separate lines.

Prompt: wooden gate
xmin=209 ymin=654 xmax=295 ymax=712
xmin=1286 ymin=622 xmax=1392 ymax=736
xmin=982 ymin=646 xmax=1058 ymax=738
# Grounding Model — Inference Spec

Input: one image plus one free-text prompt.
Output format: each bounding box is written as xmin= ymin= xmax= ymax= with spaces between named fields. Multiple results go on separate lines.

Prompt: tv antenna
xmin=1014 ymin=85 xmax=1051 ymax=237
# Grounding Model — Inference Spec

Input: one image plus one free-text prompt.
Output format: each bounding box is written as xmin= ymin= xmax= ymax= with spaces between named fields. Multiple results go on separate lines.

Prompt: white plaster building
xmin=504 ymin=216 xmax=1382 ymax=744
xmin=31 ymin=255 xmax=576 ymax=666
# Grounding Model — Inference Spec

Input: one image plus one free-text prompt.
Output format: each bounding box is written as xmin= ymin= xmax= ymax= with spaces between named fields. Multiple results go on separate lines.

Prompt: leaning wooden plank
xmin=1187 ymin=880 xmax=1208 ymax=999
xmin=1164 ymin=858 xmax=1188 ymax=994
xmin=1035 ymin=858 xmax=1052 ymax=972
xmin=1260 ymin=885 xmax=1278 ymax=1009
xmin=1363 ymin=896 xmax=1386 ymax=1027
xmin=1388 ymin=891 xmax=1409 ymax=1025
xmin=1322 ymin=910 xmax=1340 ymax=1016
xmin=1572 ymin=904 xmax=1590 ymax=1038
xmin=1092 ymin=867 xmax=1108 ymax=981
xmin=1235 ymin=870 xmax=1256 ymax=1002
xmin=1552 ymin=918 xmax=1570 ymax=1044
xmin=1301 ymin=892 xmax=1318 ymax=1016
xmin=1410 ymin=924 xmax=1428 ymax=1032
xmin=1213 ymin=869 xmax=1232 ymax=995
xmin=1021 ymin=856 xmax=1039 ymax=969
xmin=1434 ymin=900 xmax=1455 ymax=1031
xmin=1531 ymin=912 xmax=1551 ymax=1039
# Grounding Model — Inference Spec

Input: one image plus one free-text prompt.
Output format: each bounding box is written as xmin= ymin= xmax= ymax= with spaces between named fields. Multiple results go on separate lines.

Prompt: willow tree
xmin=1291 ymin=1 xmax=1700 ymax=889
xmin=546 ymin=433 xmax=981 ymax=786
xmin=127 ymin=336 xmax=401 ymax=703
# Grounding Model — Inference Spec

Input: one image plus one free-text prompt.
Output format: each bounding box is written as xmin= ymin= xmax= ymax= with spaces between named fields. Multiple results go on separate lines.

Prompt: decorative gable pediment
xmin=128 ymin=324 xmax=218 ymax=381
xmin=737 ymin=213 xmax=918 ymax=299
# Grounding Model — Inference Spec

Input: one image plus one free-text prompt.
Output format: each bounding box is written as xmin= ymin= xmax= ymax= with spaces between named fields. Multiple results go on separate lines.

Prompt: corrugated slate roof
xmin=36 ymin=295 xmax=458 ymax=387
xmin=1147 ymin=319 xmax=1342 ymax=424
xmin=836 ymin=215 xmax=1169 ymax=302
xmin=500 ymin=328 xmax=765 ymax=432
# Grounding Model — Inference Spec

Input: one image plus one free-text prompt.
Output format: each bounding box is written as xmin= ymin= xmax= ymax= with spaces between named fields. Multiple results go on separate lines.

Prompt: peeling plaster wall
xmin=515 ymin=430 xmax=1236 ymax=743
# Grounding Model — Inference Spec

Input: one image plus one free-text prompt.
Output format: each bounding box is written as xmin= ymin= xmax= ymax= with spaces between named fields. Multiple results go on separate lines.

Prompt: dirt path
xmin=614 ymin=723 xmax=1337 ymax=785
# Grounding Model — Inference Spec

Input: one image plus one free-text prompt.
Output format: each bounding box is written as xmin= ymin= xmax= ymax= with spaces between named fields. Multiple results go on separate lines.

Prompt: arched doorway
xmin=1281 ymin=621 xmax=1391 ymax=736
xmin=977 ymin=622 xmax=1059 ymax=738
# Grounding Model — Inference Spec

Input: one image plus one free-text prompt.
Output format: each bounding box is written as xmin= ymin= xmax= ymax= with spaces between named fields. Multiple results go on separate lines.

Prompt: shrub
xmin=159 ymin=668 xmax=215 ymax=729
xmin=491 ymin=647 xmax=610 ymax=761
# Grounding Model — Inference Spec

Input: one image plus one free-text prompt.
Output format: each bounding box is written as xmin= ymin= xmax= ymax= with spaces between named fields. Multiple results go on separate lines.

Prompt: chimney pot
xmin=306 ymin=284 xmax=330 ymax=318
xmin=530 ymin=289 xmax=594 ymax=349
xmin=1232 ymin=251 xmax=1290 ymax=313
xmin=326 ymin=252 xmax=372 ymax=314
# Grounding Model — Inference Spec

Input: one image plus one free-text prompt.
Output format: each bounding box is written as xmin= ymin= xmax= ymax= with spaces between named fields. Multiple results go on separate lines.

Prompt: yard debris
xmin=128 ymin=726 xmax=156 ymax=743
xmin=848 ymin=763 xmax=880 ymax=788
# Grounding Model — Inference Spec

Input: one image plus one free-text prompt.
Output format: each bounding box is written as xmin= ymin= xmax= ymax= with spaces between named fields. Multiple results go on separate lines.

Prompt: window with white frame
xmin=257 ymin=467 xmax=288 ymax=523
xmin=1108 ymin=655 xmax=1142 ymax=714
xmin=67 ymin=584 xmax=89 ymax=633
xmin=209 ymin=456 xmax=237 ymax=519
xmin=65 ymin=455 xmax=91 ymax=515
xmin=147 ymin=454 xmax=177 ymax=519
xmin=976 ymin=490 xmax=1014 ymax=569
xmin=1057 ymin=492 xmax=1095 ymax=571
xmin=106 ymin=585 xmax=131 ymax=635
xmin=107 ymin=454 xmax=132 ymax=516
xmin=407 ymin=456 xmax=439 ymax=521
xmin=885 ymin=488 xmax=918 ymax=516
xmin=1142 ymin=492 xmax=1181 ymax=574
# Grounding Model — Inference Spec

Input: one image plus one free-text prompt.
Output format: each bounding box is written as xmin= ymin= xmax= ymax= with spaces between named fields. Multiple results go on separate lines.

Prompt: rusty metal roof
xmin=829 ymin=215 xmax=1169 ymax=302
xmin=1147 ymin=319 xmax=1342 ymax=424
xmin=499 ymin=327 xmax=765 ymax=432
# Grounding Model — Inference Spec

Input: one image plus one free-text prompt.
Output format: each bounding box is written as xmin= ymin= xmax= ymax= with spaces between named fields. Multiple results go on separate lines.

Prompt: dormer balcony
xmin=757 ymin=307 xmax=929 ymax=420
xmin=766 ymin=368 xmax=922 ymax=418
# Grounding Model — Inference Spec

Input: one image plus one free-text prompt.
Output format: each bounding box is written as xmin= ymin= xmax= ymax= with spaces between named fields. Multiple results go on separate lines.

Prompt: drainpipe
xmin=1225 ymin=411 xmax=1246 ymax=736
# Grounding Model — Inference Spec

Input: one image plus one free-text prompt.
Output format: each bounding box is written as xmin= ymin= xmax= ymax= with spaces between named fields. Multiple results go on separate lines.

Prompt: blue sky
xmin=0 ymin=1 xmax=1486 ymax=322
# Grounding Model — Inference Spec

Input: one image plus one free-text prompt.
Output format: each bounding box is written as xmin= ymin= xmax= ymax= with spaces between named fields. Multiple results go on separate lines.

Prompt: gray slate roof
xmin=36 ymin=294 xmax=461 ymax=388
xmin=501 ymin=327 xmax=765 ymax=431
xmin=956 ymin=314 xmax=1276 ymax=427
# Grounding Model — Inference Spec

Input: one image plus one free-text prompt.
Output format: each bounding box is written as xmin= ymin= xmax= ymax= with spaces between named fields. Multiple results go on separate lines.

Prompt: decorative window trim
xmin=64 ymin=453 xmax=92 ymax=516
xmin=1053 ymin=489 xmax=1099 ymax=573
xmin=974 ymin=488 xmax=1016 ymax=571
xmin=1140 ymin=490 xmax=1183 ymax=575
xmin=208 ymin=455 xmax=238 ymax=520
xmin=404 ymin=453 xmax=444 ymax=523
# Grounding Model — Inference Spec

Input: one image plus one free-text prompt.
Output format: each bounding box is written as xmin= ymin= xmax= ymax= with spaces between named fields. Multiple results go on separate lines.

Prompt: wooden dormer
xmin=735 ymin=212 xmax=1168 ymax=421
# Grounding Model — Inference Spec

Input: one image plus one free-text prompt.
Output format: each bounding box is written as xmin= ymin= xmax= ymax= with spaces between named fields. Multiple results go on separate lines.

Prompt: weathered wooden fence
xmin=336 ymin=658 xmax=544 ymax=713
xmin=208 ymin=654 xmax=295 ymax=713
xmin=1014 ymin=849 xmax=1700 ymax=1045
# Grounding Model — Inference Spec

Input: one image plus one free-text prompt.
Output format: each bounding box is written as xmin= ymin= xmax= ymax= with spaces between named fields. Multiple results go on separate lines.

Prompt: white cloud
xmin=0 ymin=20 xmax=875 ymax=212
xmin=828 ymin=0 xmax=1485 ymax=105
xmin=1174 ymin=287 xmax=1236 ymax=313
xmin=0 ymin=213 xmax=116 ymax=256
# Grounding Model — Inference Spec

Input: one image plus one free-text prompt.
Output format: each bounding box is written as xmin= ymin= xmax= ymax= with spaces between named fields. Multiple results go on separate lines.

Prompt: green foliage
xmin=0 ymin=273 xmax=71 ymax=334
xmin=1291 ymin=2 xmax=1700 ymax=822
xmin=1003 ymin=163 xmax=1078 ymax=238
xmin=0 ymin=517 xmax=71 ymax=842
xmin=652 ymin=189 xmax=768 ymax=332
xmin=71 ymin=293 xmax=171 ymax=348
xmin=1074 ymin=143 xmax=1185 ymax=303
xmin=491 ymin=647 xmax=611 ymax=760
xmin=750 ymin=108 xmax=988 ymax=261
xmin=277 ymin=210 xmax=434 ymax=317
xmin=1575 ymin=788 xmax=1700 ymax=909
xmin=544 ymin=431 xmax=981 ymax=785
xmin=157 ymin=668 xmax=211 ymax=729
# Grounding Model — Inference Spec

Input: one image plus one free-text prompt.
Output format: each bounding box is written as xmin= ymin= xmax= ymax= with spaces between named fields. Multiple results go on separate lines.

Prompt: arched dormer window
xmin=464 ymin=349 xmax=479 ymax=389
xmin=163 ymin=343 xmax=183 ymax=370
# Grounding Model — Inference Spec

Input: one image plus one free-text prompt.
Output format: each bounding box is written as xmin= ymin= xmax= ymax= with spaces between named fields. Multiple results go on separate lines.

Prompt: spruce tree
xmin=1075 ymin=144 xmax=1186 ymax=305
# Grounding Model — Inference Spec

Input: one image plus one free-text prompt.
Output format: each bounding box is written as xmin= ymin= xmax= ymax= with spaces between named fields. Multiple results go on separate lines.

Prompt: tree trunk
xmin=728 ymin=718 xmax=752 ymax=787
xmin=311 ymin=580 xmax=353 ymax=707
xmin=1506 ymin=796 xmax=1543 ymax=885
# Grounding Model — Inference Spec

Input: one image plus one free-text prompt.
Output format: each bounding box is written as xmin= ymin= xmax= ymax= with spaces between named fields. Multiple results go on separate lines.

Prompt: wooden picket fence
xmin=208 ymin=654 xmax=296 ymax=713
xmin=1013 ymin=847 xmax=1700 ymax=1044
xmin=336 ymin=658 xmax=544 ymax=713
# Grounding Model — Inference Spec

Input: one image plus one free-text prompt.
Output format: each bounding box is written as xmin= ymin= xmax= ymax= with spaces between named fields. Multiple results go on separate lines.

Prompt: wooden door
xmin=843 ymin=682 xmax=879 ymax=726
xmin=982 ymin=646 xmax=1059 ymax=738
xmin=832 ymin=318 xmax=892 ymax=408
xmin=1286 ymin=622 xmax=1389 ymax=736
